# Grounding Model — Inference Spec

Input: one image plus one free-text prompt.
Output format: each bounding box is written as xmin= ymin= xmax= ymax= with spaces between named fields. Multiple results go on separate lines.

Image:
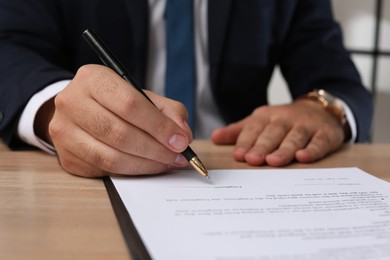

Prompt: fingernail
xmin=168 ymin=134 xmax=187 ymax=151
xmin=270 ymin=150 xmax=284 ymax=159
xmin=233 ymin=147 xmax=247 ymax=161
xmin=174 ymin=154 xmax=188 ymax=166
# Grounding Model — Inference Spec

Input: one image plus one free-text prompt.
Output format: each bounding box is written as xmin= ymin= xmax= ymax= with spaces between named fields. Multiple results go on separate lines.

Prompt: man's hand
xmin=211 ymin=99 xmax=346 ymax=166
xmin=46 ymin=64 xmax=192 ymax=177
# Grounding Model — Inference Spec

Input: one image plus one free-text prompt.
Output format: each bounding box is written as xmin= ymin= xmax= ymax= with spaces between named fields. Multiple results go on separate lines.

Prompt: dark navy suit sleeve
xmin=0 ymin=0 xmax=73 ymax=147
xmin=0 ymin=0 xmax=147 ymax=148
xmin=209 ymin=0 xmax=372 ymax=142
xmin=278 ymin=0 xmax=373 ymax=142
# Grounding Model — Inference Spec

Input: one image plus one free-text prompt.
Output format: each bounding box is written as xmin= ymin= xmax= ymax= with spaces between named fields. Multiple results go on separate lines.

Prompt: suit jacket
xmin=0 ymin=0 xmax=373 ymax=148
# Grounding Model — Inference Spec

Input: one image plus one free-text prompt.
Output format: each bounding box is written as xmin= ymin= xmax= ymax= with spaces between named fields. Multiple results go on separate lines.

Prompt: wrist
xmin=298 ymin=89 xmax=351 ymax=142
xmin=34 ymin=97 xmax=55 ymax=145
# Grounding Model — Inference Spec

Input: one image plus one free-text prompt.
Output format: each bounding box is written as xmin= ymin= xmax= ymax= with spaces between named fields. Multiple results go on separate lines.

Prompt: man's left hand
xmin=211 ymin=99 xmax=346 ymax=166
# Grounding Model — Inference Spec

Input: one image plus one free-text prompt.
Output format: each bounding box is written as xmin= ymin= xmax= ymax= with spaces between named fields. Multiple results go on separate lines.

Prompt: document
xmin=110 ymin=168 xmax=390 ymax=260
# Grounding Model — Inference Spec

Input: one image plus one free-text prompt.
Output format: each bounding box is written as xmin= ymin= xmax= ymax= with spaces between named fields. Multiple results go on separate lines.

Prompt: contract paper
xmin=111 ymin=168 xmax=390 ymax=260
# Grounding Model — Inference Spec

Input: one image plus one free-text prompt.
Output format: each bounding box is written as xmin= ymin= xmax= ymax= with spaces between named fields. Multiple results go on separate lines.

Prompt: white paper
xmin=111 ymin=168 xmax=390 ymax=260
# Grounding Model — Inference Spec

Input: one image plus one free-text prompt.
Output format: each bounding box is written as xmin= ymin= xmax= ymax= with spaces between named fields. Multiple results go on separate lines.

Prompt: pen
xmin=82 ymin=29 xmax=208 ymax=178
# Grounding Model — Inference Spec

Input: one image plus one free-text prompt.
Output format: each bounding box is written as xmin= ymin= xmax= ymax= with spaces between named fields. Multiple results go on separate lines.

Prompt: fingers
xmin=78 ymin=65 xmax=191 ymax=153
xmin=57 ymin=93 xmax=173 ymax=159
xmin=49 ymin=64 xmax=192 ymax=177
xmin=252 ymin=124 xmax=342 ymax=166
xmin=56 ymin=142 xmax=177 ymax=178
xmin=295 ymin=126 xmax=344 ymax=163
xmin=151 ymin=91 xmax=193 ymax=142
xmin=211 ymin=121 xmax=244 ymax=145
xmin=265 ymin=125 xmax=311 ymax=166
xmin=50 ymin=113 xmax=188 ymax=177
xmin=215 ymin=103 xmax=345 ymax=167
xmin=239 ymin=120 xmax=291 ymax=165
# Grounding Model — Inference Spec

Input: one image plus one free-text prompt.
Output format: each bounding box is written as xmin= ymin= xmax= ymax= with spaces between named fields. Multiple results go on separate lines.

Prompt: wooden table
xmin=1 ymin=141 xmax=389 ymax=259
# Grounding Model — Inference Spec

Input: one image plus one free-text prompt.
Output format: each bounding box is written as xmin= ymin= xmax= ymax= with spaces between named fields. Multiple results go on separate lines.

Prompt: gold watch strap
xmin=300 ymin=89 xmax=351 ymax=141
xmin=304 ymin=89 xmax=346 ymax=125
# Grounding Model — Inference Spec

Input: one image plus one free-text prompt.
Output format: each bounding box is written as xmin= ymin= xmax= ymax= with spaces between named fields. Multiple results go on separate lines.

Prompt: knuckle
xmin=292 ymin=126 xmax=310 ymax=143
xmin=97 ymin=153 xmax=118 ymax=173
xmin=58 ymin=155 xmax=74 ymax=172
xmin=77 ymin=143 xmax=118 ymax=173
xmin=76 ymin=65 xmax=92 ymax=77
xmin=171 ymin=100 xmax=187 ymax=112
xmin=78 ymin=64 xmax=120 ymax=95
xmin=53 ymin=87 xmax=80 ymax=114
xmin=54 ymin=92 xmax=69 ymax=110
xmin=242 ymin=120 xmax=262 ymax=135
xmin=253 ymin=105 xmax=270 ymax=115
xmin=75 ymin=65 xmax=102 ymax=86
xmin=153 ymin=117 xmax=171 ymax=137
xmin=48 ymin=119 xmax=63 ymax=139
xmin=154 ymin=150 xmax=168 ymax=162
xmin=310 ymin=134 xmax=332 ymax=156
xmin=110 ymin=125 xmax=128 ymax=147
xmin=120 ymin=92 xmax=138 ymax=114
xmin=284 ymin=138 xmax=301 ymax=150
xmin=268 ymin=120 xmax=290 ymax=135
xmin=59 ymin=154 xmax=107 ymax=178
xmin=133 ymin=140 xmax=150 ymax=158
xmin=76 ymin=64 xmax=105 ymax=80
xmin=294 ymin=134 xmax=307 ymax=146
xmin=88 ymin=112 xmax=128 ymax=146
xmin=77 ymin=64 xmax=94 ymax=76
xmin=295 ymin=125 xmax=310 ymax=136
xmin=95 ymin=74 xmax=119 ymax=96
xmin=153 ymin=147 xmax=173 ymax=163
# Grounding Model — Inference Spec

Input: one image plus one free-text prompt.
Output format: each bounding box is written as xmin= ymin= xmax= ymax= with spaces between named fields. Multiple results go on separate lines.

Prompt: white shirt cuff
xmin=339 ymin=99 xmax=357 ymax=143
xmin=17 ymin=80 xmax=71 ymax=154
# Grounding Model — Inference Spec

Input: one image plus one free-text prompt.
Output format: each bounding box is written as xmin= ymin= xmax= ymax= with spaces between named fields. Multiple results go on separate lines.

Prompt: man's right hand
xmin=44 ymin=64 xmax=192 ymax=177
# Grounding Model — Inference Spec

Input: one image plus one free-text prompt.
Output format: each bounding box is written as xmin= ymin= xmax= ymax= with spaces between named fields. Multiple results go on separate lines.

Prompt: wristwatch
xmin=300 ymin=89 xmax=351 ymax=141
xmin=302 ymin=89 xmax=347 ymax=126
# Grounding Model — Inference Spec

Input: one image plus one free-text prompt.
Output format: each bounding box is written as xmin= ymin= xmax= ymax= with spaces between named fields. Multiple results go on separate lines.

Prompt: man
xmin=0 ymin=0 xmax=373 ymax=177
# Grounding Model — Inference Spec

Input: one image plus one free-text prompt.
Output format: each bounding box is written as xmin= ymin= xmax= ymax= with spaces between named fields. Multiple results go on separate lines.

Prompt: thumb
xmin=211 ymin=121 xmax=244 ymax=144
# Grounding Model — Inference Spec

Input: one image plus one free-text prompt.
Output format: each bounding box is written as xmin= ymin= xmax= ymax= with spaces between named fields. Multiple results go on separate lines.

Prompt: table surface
xmin=1 ymin=141 xmax=389 ymax=259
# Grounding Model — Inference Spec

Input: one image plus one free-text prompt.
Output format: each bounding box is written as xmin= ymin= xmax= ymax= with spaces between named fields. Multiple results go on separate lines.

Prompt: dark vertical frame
xmin=348 ymin=0 xmax=390 ymax=94
xmin=346 ymin=0 xmax=389 ymax=141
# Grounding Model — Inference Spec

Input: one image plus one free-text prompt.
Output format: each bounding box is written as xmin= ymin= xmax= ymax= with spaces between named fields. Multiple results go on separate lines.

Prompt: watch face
xmin=319 ymin=89 xmax=333 ymax=102
xmin=309 ymin=89 xmax=346 ymax=125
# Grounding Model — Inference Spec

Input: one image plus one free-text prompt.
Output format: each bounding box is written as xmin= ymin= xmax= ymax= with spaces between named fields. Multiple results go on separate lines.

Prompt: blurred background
xmin=268 ymin=0 xmax=390 ymax=143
